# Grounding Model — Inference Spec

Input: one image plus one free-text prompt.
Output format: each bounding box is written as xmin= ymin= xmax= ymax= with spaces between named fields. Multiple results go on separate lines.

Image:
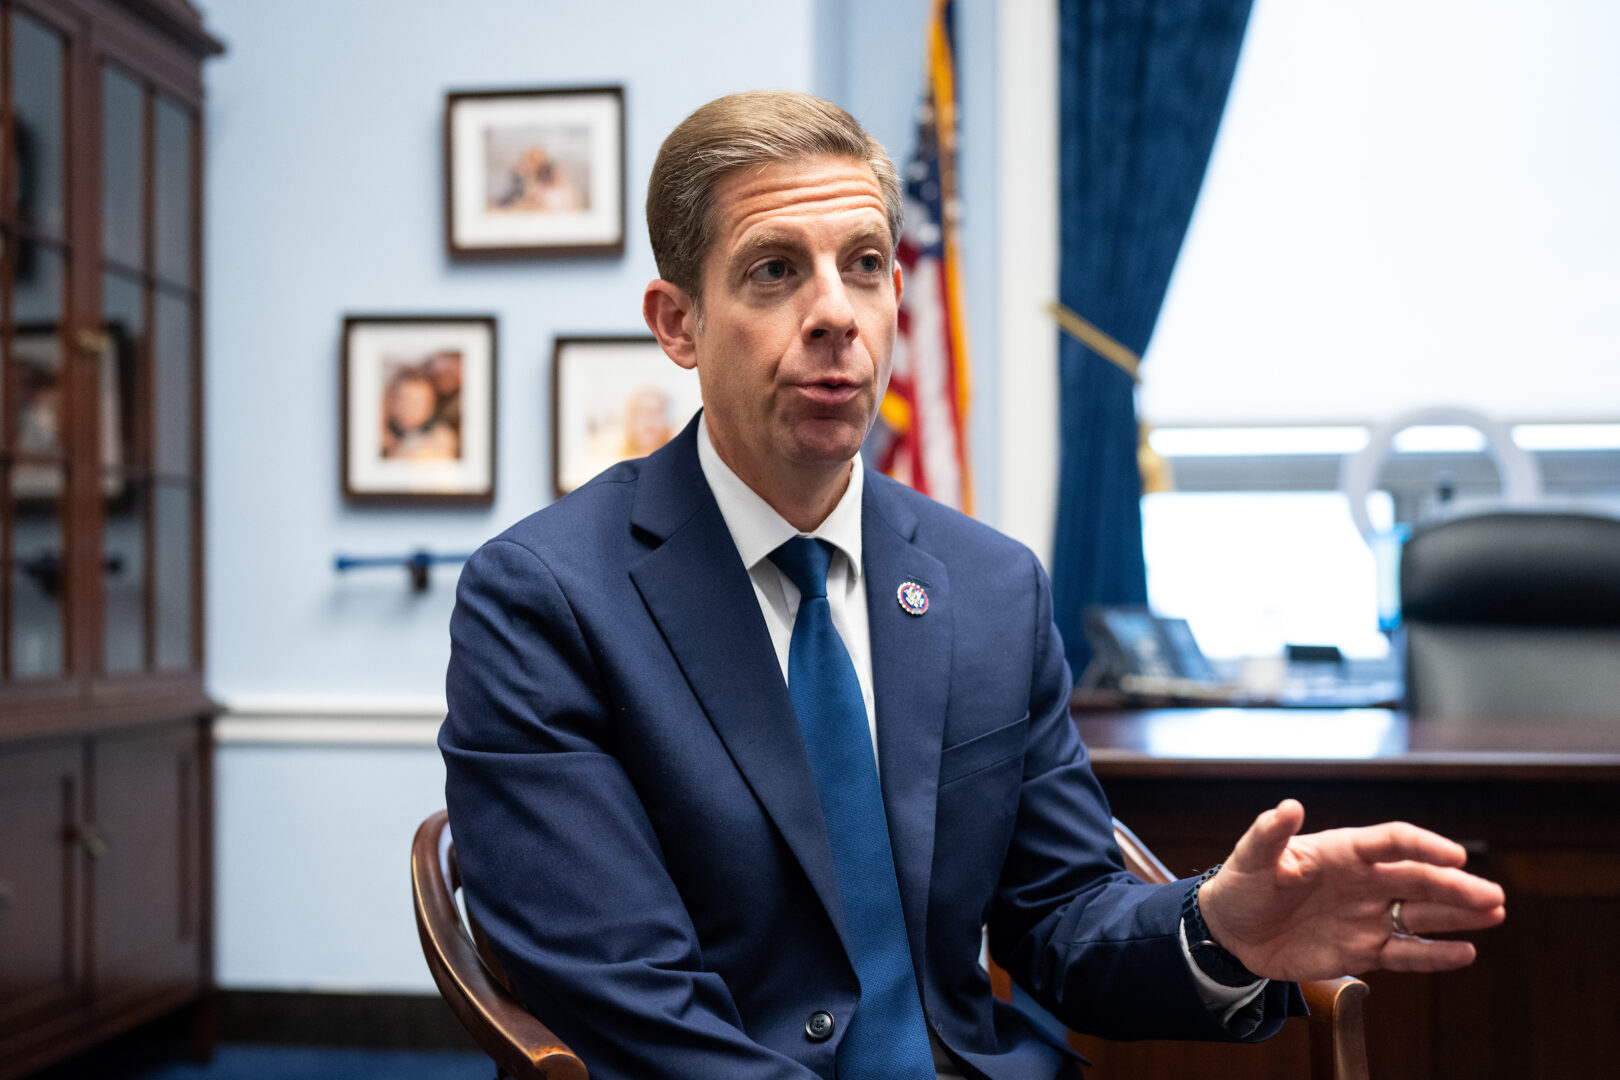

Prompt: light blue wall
xmin=215 ymin=740 xmax=449 ymax=990
xmin=202 ymin=0 xmax=1003 ymax=991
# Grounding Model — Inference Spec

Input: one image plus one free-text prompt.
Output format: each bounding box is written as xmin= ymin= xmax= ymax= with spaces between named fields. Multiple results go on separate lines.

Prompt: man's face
xmin=687 ymin=155 xmax=900 ymax=489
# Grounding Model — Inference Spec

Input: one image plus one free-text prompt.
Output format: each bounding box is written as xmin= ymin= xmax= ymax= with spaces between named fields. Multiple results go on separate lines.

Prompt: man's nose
xmin=803 ymin=266 xmax=858 ymax=343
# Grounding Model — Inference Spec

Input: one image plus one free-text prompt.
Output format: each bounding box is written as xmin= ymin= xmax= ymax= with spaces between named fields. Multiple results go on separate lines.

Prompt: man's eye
xmin=751 ymin=259 xmax=789 ymax=281
xmin=856 ymin=254 xmax=883 ymax=273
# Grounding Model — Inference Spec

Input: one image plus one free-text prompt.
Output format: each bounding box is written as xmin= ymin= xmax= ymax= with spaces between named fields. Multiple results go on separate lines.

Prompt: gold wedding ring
xmin=1390 ymin=899 xmax=1413 ymax=936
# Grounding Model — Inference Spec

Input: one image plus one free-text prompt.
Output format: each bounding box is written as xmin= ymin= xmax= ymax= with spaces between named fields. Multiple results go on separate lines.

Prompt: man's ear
xmin=892 ymin=262 xmax=903 ymax=306
xmin=643 ymin=280 xmax=699 ymax=370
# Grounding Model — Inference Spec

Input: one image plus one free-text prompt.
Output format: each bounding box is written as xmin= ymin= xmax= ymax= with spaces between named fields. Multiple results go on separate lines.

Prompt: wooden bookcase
xmin=0 ymin=2 xmax=221 ymax=1075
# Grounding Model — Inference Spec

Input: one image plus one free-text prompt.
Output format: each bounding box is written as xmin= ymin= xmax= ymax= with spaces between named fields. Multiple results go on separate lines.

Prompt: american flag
xmin=872 ymin=0 xmax=973 ymax=514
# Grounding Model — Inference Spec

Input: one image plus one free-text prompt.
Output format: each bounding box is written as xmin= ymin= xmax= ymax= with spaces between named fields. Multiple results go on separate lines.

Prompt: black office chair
xmin=1400 ymin=510 xmax=1620 ymax=720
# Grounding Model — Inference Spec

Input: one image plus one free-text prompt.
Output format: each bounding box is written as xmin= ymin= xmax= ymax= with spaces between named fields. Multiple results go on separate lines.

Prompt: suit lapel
xmin=863 ymin=476 xmax=951 ymax=970
xmin=627 ymin=421 xmax=851 ymax=953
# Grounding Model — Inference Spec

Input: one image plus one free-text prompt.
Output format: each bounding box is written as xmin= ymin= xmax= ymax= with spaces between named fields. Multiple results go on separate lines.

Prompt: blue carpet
xmin=104 ymin=1046 xmax=494 ymax=1080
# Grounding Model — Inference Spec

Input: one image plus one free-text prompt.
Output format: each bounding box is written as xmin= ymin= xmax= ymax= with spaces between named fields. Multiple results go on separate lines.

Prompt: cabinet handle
xmin=75 ymin=329 xmax=112 ymax=356
xmin=78 ymin=824 xmax=109 ymax=859
xmin=0 ymin=881 xmax=15 ymax=908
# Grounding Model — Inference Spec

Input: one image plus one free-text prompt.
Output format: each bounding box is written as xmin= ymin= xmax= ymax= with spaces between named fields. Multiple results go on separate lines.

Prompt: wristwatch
xmin=1182 ymin=864 xmax=1260 ymax=987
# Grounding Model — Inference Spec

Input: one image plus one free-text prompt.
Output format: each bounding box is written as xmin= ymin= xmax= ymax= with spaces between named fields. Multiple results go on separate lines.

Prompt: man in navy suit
xmin=442 ymin=91 xmax=1504 ymax=1080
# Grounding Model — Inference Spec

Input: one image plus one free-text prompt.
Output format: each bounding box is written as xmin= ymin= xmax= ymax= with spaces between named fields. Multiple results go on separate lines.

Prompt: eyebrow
xmin=726 ymin=230 xmax=807 ymax=275
xmin=843 ymin=224 xmax=893 ymax=254
xmin=726 ymin=225 xmax=893 ymax=276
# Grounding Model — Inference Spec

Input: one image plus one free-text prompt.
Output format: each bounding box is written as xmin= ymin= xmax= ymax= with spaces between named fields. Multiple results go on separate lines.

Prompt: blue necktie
xmin=769 ymin=537 xmax=935 ymax=1080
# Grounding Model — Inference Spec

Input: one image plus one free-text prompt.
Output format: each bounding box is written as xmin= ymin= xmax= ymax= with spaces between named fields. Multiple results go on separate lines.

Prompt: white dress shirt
xmin=693 ymin=415 xmax=1263 ymax=1071
xmin=695 ymin=414 xmax=878 ymax=757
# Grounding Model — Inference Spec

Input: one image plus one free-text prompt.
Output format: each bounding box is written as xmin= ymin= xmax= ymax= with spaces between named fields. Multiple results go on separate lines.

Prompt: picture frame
xmin=11 ymin=322 xmax=127 ymax=505
xmin=341 ymin=315 xmax=496 ymax=506
xmin=551 ymin=336 xmax=701 ymax=497
xmin=445 ymin=85 xmax=626 ymax=258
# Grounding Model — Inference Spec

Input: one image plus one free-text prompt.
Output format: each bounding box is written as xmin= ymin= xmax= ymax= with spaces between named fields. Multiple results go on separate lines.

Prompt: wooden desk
xmin=1071 ymin=708 xmax=1620 ymax=1080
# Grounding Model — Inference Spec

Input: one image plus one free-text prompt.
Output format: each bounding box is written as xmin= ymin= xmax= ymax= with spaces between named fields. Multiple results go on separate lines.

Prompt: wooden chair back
xmin=411 ymin=809 xmax=588 ymax=1080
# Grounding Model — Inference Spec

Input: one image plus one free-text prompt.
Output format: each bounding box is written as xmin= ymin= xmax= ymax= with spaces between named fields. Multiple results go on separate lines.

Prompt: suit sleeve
xmin=441 ymin=539 xmax=818 ymax=1080
xmin=984 ymin=553 xmax=1305 ymax=1042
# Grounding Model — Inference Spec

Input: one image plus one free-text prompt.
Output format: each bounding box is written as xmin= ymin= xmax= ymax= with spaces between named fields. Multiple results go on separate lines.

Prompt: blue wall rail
xmin=334 ymin=550 xmax=472 ymax=592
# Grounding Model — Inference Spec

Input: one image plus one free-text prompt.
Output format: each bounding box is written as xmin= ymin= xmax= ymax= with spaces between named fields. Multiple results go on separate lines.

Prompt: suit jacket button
xmin=805 ymin=1010 xmax=835 ymax=1041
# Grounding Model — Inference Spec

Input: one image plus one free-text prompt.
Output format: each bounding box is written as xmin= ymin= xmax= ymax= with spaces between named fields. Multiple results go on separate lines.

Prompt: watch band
xmin=1182 ymin=864 xmax=1260 ymax=987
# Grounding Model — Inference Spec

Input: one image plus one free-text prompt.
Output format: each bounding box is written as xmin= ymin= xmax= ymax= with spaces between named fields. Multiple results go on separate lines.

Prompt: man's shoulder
xmin=865 ymin=469 xmax=1038 ymax=569
xmin=480 ymin=458 xmax=647 ymax=568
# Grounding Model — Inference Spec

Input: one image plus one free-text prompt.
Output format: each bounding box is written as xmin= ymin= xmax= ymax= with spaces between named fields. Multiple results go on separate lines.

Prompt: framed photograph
xmin=552 ymin=336 xmax=701 ymax=497
xmin=11 ymin=322 xmax=127 ymax=504
xmin=341 ymin=315 xmax=496 ymax=505
xmin=445 ymin=85 xmax=625 ymax=258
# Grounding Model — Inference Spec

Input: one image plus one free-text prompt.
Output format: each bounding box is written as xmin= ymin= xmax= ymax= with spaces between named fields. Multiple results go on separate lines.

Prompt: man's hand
xmin=1197 ymin=799 xmax=1506 ymax=983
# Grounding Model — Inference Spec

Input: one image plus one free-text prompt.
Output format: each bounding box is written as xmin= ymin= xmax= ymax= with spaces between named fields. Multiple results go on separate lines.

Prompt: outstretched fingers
xmin=1207 ymin=806 xmax=1507 ymax=980
xmin=1387 ymin=897 xmax=1507 ymax=936
xmin=1373 ymin=861 xmax=1507 ymax=912
xmin=1351 ymin=820 xmax=1470 ymax=869
xmin=1378 ymin=934 xmax=1479 ymax=973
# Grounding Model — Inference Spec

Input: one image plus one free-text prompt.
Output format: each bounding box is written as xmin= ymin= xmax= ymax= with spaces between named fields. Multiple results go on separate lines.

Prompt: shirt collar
xmin=696 ymin=412 xmax=864 ymax=580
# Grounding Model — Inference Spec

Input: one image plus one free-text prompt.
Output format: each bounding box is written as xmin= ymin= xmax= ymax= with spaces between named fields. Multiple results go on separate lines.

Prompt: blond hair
xmin=646 ymin=90 xmax=903 ymax=311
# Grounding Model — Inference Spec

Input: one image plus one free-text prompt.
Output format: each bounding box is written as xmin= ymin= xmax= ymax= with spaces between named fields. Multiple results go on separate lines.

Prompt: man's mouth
xmin=794 ymin=380 xmax=861 ymax=406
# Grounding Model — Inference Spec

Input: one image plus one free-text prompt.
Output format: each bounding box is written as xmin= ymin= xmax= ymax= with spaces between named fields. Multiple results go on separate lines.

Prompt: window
xmin=1141 ymin=424 xmax=1620 ymax=660
xmin=1134 ymin=1 xmax=1620 ymax=659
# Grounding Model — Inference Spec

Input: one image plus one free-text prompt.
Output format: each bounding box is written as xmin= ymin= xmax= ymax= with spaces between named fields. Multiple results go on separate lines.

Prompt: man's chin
xmin=783 ymin=421 xmax=866 ymax=468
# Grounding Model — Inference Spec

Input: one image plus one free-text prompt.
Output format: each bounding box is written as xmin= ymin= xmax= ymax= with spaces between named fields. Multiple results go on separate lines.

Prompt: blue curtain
xmin=1051 ymin=0 xmax=1253 ymax=676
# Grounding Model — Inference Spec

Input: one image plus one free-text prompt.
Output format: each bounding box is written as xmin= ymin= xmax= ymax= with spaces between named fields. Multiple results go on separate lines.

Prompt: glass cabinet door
xmin=96 ymin=63 xmax=201 ymax=678
xmin=101 ymin=272 xmax=144 ymax=674
xmin=0 ymin=4 xmax=206 ymax=693
xmin=4 ymin=9 xmax=71 ymax=680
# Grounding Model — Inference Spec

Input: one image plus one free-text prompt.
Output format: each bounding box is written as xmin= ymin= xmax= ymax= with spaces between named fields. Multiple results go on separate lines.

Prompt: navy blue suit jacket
xmin=441 ymin=418 xmax=1300 ymax=1080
